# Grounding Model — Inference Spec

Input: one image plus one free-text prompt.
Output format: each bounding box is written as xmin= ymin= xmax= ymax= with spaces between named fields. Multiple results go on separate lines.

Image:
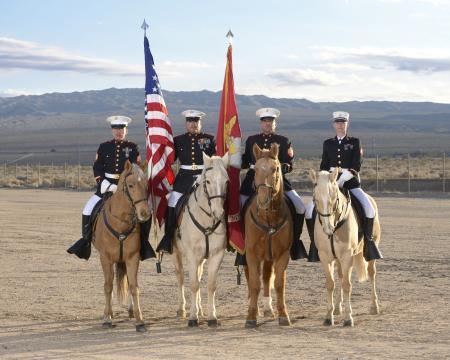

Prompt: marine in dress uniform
xmin=156 ymin=110 xmax=216 ymax=254
xmin=67 ymin=116 xmax=155 ymax=261
xmin=239 ymin=108 xmax=308 ymax=261
xmin=305 ymin=111 xmax=382 ymax=262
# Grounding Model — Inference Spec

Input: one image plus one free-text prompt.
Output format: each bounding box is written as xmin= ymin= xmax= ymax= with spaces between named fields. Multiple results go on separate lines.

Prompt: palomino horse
xmin=244 ymin=143 xmax=294 ymax=328
xmin=93 ymin=160 xmax=150 ymax=332
xmin=309 ymin=169 xmax=381 ymax=327
xmin=171 ymin=153 xmax=229 ymax=327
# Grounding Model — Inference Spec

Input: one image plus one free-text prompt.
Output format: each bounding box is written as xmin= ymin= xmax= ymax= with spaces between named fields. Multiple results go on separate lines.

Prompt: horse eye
xmin=129 ymin=184 xmax=133 ymax=188
xmin=206 ymin=180 xmax=210 ymax=184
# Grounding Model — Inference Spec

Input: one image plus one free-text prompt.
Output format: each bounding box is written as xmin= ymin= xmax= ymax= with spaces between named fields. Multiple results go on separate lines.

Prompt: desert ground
xmin=0 ymin=189 xmax=449 ymax=359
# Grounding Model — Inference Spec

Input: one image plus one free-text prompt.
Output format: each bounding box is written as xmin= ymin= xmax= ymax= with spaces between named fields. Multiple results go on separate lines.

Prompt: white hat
xmin=106 ymin=115 xmax=132 ymax=128
xmin=182 ymin=109 xmax=206 ymax=120
xmin=333 ymin=111 xmax=349 ymax=122
xmin=256 ymin=107 xmax=280 ymax=120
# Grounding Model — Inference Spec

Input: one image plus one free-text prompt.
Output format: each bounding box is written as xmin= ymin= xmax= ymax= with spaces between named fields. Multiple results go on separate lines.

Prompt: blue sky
xmin=1 ymin=0 xmax=450 ymax=102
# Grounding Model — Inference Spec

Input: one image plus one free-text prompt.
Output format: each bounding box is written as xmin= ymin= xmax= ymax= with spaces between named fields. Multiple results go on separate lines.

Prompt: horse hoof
xmin=136 ymin=324 xmax=147 ymax=333
xmin=370 ymin=305 xmax=380 ymax=315
xmin=102 ymin=322 xmax=113 ymax=329
xmin=343 ymin=319 xmax=354 ymax=327
xmin=188 ymin=319 xmax=199 ymax=328
xmin=323 ymin=318 xmax=334 ymax=326
xmin=177 ymin=310 xmax=186 ymax=318
xmin=245 ymin=320 xmax=257 ymax=329
xmin=207 ymin=319 xmax=218 ymax=327
xmin=278 ymin=317 xmax=291 ymax=326
xmin=264 ymin=310 xmax=275 ymax=318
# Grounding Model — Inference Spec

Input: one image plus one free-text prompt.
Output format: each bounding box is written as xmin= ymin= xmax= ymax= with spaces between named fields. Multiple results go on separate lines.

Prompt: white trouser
xmin=350 ymin=187 xmax=375 ymax=218
xmin=305 ymin=200 xmax=315 ymax=219
xmin=82 ymin=195 xmax=101 ymax=215
xmin=285 ymin=190 xmax=306 ymax=214
xmin=240 ymin=190 xmax=305 ymax=214
xmin=168 ymin=191 xmax=183 ymax=208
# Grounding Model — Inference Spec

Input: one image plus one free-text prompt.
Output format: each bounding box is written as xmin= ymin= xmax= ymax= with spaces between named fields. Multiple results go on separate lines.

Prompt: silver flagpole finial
xmin=226 ymin=29 xmax=234 ymax=45
xmin=141 ymin=19 xmax=149 ymax=35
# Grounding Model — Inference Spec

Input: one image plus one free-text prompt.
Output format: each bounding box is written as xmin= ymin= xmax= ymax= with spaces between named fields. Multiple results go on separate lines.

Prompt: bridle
xmin=312 ymin=182 xmax=351 ymax=258
xmin=251 ymin=162 xmax=287 ymax=261
xmin=102 ymin=169 xmax=148 ymax=262
xmin=188 ymin=166 xmax=228 ymax=259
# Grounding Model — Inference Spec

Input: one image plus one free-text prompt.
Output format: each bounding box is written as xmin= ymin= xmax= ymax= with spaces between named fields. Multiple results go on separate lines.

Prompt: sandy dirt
xmin=0 ymin=189 xmax=449 ymax=359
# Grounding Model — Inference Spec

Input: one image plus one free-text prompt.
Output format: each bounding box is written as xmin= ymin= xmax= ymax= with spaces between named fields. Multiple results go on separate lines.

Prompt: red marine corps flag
xmin=216 ymin=31 xmax=245 ymax=253
xmin=143 ymin=21 xmax=175 ymax=226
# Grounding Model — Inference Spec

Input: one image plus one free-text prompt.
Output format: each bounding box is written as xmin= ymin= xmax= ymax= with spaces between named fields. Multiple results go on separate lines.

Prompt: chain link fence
xmin=1 ymin=153 xmax=448 ymax=193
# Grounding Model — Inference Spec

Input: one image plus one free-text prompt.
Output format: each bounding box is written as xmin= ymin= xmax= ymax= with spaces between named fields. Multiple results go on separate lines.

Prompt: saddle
xmin=174 ymin=183 xmax=200 ymax=225
xmin=90 ymin=192 xmax=113 ymax=232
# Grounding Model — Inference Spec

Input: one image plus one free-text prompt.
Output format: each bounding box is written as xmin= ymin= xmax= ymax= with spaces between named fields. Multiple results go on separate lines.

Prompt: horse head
xmin=253 ymin=143 xmax=283 ymax=211
xmin=200 ymin=152 xmax=229 ymax=222
xmin=120 ymin=160 xmax=151 ymax=223
xmin=309 ymin=168 xmax=339 ymax=236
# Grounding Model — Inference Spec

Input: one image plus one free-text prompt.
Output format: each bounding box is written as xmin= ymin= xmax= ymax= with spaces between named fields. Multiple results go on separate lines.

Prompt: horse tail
xmin=115 ymin=262 xmax=128 ymax=306
xmin=354 ymin=251 xmax=368 ymax=283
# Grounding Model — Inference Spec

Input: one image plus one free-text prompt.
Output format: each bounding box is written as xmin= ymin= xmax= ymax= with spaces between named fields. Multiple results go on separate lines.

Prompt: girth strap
xmin=250 ymin=211 xmax=288 ymax=261
xmin=187 ymin=205 xmax=222 ymax=259
xmin=102 ymin=209 xmax=136 ymax=262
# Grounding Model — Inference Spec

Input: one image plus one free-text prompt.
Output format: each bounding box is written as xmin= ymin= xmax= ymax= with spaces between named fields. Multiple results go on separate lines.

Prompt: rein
xmin=314 ymin=187 xmax=351 ymax=258
xmin=102 ymin=171 xmax=145 ymax=262
xmin=188 ymin=166 xmax=227 ymax=259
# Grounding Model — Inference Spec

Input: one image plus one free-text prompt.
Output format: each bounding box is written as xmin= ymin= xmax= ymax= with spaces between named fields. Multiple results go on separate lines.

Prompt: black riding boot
xmin=363 ymin=217 xmax=383 ymax=261
xmin=67 ymin=214 xmax=92 ymax=260
xmin=140 ymin=218 xmax=156 ymax=261
xmin=234 ymin=253 xmax=247 ymax=266
xmin=156 ymin=207 xmax=175 ymax=254
xmin=290 ymin=213 xmax=308 ymax=260
xmin=306 ymin=218 xmax=320 ymax=262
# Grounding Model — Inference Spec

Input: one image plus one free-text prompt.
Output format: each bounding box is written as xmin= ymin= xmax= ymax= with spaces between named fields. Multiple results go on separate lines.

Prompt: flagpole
xmin=142 ymin=19 xmax=163 ymax=273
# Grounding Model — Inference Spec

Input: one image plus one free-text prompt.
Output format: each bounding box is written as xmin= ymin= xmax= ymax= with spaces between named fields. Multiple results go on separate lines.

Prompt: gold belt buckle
xmin=191 ymin=164 xmax=198 ymax=170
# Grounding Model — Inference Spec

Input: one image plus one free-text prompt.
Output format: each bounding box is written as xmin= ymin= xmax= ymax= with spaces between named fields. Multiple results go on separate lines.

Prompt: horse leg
xmin=322 ymin=260 xmax=335 ymax=326
xmin=334 ymin=261 xmax=343 ymax=316
xmin=187 ymin=256 xmax=201 ymax=327
xmin=262 ymin=260 xmax=275 ymax=318
xmin=171 ymin=245 xmax=186 ymax=318
xmin=368 ymin=260 xmax=380 ymax=315
xmin=100 ymin=256 xmax=114 ymax=328
xmin=245 ymin=255 xmax=261 ymax=328
xmin=206 ymin=251 xmax=225 ymax=327
xmin=341 ymin=257 xmax=354 ymax=327
xmin=273 ymin=253 xmax=290 ymax=326
xmin=197 ymin=260 xmax=205 ymax=317
xmin=126 ymin=253 xmax=146 ymax=332
xmin=127 ymin=293 xmax=134 ymax=319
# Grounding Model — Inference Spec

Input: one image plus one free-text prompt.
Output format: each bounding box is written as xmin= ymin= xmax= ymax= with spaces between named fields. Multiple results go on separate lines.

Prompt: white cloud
xmin=313 ymin=46 xmax=450 ymax=73
xmin=0 ymin=37 xmax=214 ymax=79
xmin=0 ymin=89 xmax=37 ymax=97
xmin=265 ymin=68 xmax=343 ymax=86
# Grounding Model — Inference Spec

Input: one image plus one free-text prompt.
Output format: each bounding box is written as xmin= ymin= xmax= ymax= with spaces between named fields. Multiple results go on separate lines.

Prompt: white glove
xmin=337 ymin=169 xmax=354 ymax=188
xmin=101 ymin=179 xmax=118 ymax=194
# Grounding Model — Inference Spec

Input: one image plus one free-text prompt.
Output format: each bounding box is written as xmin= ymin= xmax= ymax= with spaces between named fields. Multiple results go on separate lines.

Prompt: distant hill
xmin=0 ymin=88 xmax=449 ymax=164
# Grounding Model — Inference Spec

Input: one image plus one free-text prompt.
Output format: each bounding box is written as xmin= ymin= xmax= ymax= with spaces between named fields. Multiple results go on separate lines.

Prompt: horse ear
xmin=269 ymin=143 xmax=279 ymax=159
xmin=140 ymin=161 xmax=148 ymax=174
xmin=309 ymin=169 xmax=317 ymax=184
xmin=253 ymin=143 xmax=262 ymax=160
xmin=203 ymin=151 xmax=211 ymax=166
xmin=330 ymin=167 xmax=339 ymax=183
xmin=221 ymin=152 xmax=229 ymax=168
xmin=124 ymin=160 xmax=132 ymax=172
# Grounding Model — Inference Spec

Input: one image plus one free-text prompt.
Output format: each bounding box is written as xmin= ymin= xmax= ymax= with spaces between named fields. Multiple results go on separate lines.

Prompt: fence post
xmin=78 ymin=163 xmax=81 ymax=191
xmin=50 ymin=161 xmax=54 ymax=188
xmin=37 ymin=163 xmax=41 ymax=188
xmin=444 ymin=152 xmax=446 ymax=193
xmin=64 ymin=162 xmax=67 ymax=189
xmin=4 ymin=162 xmax=6 ymax=180
xmin=15 ymin=163 xmax=18 ymax=180
xmin=376 ymin=154 xmax=379 ymax=193
xmin=26 ymin=163 xmax=29 ymax=186
xmin=407 ymin=153 xmax=411 ymax=194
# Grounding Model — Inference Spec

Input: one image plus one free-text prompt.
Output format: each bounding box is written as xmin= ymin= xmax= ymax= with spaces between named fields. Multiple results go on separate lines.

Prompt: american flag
xmin=144 ymin=35 xmax=175 ymax=226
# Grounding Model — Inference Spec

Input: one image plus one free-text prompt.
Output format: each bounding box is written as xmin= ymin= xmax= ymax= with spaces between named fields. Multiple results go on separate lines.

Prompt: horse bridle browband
xmin=103 ymin=171 xmax=147 ymax=262
xmin=188 ymin=166 xmax=227 ymax=259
